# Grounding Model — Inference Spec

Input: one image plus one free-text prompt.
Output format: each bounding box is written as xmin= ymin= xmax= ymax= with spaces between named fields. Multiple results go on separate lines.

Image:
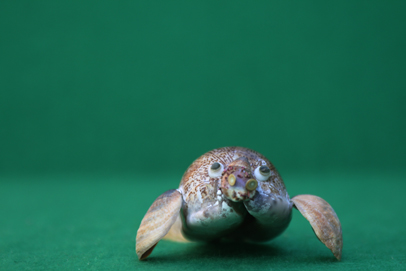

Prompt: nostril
xmin=228 ymin=174 xmax=236 ymax=186
xmin=245 ymin=179 xmax=258 ymax=191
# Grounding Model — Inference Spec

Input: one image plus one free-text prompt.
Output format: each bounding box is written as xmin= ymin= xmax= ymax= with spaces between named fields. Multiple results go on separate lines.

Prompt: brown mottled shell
xmin=179 ymin=147 xmax=288 ymax=210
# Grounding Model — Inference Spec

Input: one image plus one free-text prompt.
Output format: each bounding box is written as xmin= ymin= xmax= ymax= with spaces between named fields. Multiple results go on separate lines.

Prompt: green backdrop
xmin=1 ymin=1 xmax=405 ymax=270
xmin=1 ymin=1 xmax=405 ymax=175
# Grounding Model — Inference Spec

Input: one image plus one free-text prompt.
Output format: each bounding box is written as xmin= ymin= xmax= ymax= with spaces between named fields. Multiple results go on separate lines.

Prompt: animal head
xmin=208 ymin=156 xmax=271 ymax=202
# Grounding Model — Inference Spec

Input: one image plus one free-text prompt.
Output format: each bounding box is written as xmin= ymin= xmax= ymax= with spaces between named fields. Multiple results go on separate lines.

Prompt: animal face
xmin=218 ymin=157 xmax=258 ymax=202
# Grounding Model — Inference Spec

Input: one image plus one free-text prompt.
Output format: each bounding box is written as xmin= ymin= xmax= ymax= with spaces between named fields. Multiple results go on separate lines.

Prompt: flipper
xmin=292 ymin=194 xmax=343 ymax=260
xmin=136 ymin=189 xmax=183 ymax=260
xmin=163 ymin=215 xmax=190 ymax=243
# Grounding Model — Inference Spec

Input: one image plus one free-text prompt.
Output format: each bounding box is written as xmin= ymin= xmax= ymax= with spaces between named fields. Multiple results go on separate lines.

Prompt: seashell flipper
xmin=292 ymin=194 xmax=343 ymax=260
xmin=136 ymin=189 xmax=182 ymax=260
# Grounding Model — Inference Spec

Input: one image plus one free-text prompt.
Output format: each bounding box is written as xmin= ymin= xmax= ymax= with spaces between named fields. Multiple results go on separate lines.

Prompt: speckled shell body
xmin=177 ymin=147 xmax=292 ymax=242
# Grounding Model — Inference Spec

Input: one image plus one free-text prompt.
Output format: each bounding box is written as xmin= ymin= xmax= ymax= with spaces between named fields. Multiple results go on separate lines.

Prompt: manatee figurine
xmin=136 ymin=147 xmax=342 ymax=260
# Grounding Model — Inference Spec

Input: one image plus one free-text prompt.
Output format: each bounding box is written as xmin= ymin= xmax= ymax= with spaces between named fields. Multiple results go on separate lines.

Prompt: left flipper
xmin=292 ymin=194 xmax=343 ymax=261
xmin=136 ymin=189 xmax=183 ymax=260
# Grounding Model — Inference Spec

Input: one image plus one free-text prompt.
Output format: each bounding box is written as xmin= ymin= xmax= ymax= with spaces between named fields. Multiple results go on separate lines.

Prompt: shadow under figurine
xmin=136 ymin=147 xmax=342 ymax=261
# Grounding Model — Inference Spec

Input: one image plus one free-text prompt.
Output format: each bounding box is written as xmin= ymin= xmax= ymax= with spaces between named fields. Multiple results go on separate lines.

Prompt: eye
xmin=254 ymin=165 xmax=271 ymax=181
xmin=208 ymin=162 xmax=224 ymax=178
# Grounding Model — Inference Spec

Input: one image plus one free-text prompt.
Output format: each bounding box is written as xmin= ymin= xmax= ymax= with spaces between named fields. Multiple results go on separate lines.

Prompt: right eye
xmin=208 ymin=162 xmax=223 ymax=178
xmin=254 ymin=165 xmax=271 ymax=181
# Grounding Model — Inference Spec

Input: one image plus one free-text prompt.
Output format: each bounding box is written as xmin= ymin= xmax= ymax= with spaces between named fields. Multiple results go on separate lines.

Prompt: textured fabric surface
xmin=1 ymin=172 xmax=405 ymax=270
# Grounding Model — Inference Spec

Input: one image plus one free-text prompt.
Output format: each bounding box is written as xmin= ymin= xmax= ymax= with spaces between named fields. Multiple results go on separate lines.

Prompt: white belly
xmin=181 ymin=199 xmax=247 ymax=241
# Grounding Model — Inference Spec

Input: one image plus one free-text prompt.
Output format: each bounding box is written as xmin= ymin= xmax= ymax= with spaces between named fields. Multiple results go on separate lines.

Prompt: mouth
xmin=229 ymin=189 xmax=254 ymax=201
xmin=220 ymin=183 xmax=257 ymax=202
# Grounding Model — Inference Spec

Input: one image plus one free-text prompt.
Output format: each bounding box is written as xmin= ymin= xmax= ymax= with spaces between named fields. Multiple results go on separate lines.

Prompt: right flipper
xmin=136 ymin=189 xmax=183 ymax=260
xmin=292 ymin=194 xmax=343 ymax=260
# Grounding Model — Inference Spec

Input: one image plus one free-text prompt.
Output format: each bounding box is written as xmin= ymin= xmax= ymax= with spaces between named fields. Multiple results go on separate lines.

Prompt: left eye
xmin=254 ymin=165 xmax=271 ymax=181
xmin=208 ymin=162 xmax=223 ymax=178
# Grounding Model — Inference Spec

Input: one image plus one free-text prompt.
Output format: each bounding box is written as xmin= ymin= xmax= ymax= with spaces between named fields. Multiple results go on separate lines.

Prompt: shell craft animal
xmin=136 ymin=147 xmax=342 ymax=260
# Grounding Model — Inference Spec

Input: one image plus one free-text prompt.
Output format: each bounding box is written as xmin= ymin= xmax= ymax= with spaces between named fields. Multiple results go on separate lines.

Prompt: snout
xmin=227 ymin=171 xmax=258 ymax=192
xmin=220 ymin=157 xmax=258 ymax=202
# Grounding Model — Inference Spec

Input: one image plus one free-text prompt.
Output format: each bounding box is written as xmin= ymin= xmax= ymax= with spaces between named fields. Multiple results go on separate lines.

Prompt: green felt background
xmin=0 ymin=1 xmax=405 ymax=270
